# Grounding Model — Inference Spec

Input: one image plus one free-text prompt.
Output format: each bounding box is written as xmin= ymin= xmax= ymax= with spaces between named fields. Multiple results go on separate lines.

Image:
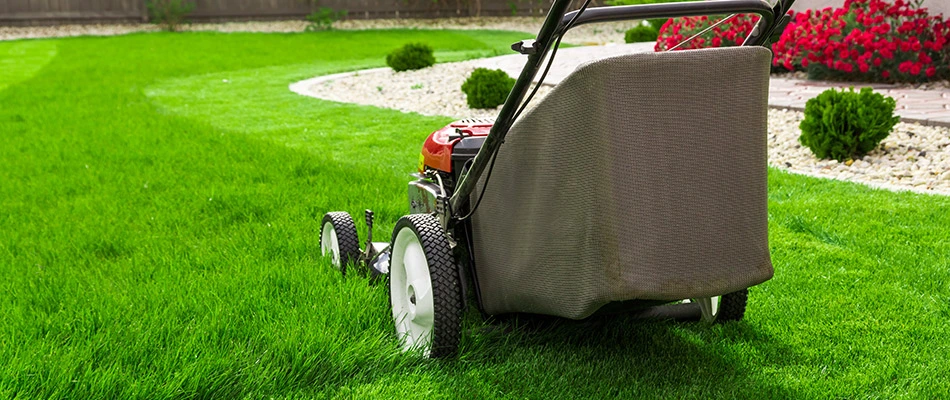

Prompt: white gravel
xmin=0 ymin=21 xmax=312 ymax=41
xmin=294 ymin=59 xmax=950 ymax=196
xmin=1 ymin=17 xmax=630 ymax=44
xmin=335 ymin=17 xmax=631 ymax=45
xmin=769 ymin=109 xmax=950 ymax=194
xmin=295 ymin=61 xmax=552 ymax=119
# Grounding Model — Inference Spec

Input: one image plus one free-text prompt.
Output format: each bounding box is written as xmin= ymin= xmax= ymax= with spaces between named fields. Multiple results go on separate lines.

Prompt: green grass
xmin=0 ymin=40 xmax=58 ymax=91
xmin=1 ymin=28 xmax=949 ymax=399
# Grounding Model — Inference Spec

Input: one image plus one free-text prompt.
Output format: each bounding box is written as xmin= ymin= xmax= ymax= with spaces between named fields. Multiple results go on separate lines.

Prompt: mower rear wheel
xmin=320 ymin=212 xmax=361 ymax=275
xmin=694 ymin=288 xmax=748 ymax=323
xmin=389 ymin=214 xmax=462 ymax=358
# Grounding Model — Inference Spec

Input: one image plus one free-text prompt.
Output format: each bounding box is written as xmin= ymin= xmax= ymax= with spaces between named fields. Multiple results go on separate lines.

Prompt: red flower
xmin=656 ymin=2 xmax=949 ymax=83
xmin=898 ymin=61 xmax=913 ymax=73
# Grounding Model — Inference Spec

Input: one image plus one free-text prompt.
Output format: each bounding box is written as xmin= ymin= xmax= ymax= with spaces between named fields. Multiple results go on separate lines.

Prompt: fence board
xmin=1 ymin=0 xmax=590 ymax=25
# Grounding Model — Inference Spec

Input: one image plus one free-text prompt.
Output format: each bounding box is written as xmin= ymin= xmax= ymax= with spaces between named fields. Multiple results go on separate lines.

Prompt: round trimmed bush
xmin=625 ymin=25 xmax=659 ymax=43
xmin=799 ymin=87 xmax=900 ymax=162
xmin=386 ymin=43 xmax=435 ymax=72
xmin=461 ymin=68 xmax=515 ymax=109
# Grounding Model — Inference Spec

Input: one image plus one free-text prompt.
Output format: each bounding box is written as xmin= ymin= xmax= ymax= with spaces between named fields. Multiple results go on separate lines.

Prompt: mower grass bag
xmin=469 ymin=46 xmax=774 ymax=319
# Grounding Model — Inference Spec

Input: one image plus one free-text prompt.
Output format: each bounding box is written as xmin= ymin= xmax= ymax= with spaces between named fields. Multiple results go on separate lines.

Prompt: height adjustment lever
xmin=511 ymin=39 xmax=539 ymax=55
xmin=364 ymin=209 xmax=374 ymax=246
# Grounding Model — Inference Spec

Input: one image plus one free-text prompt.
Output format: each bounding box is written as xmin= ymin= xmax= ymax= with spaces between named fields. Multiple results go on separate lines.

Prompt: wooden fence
xmin=0 ymin=0 xmax=593 ymax=25
xmin=1 ymin=0 xmax=148 ymax=23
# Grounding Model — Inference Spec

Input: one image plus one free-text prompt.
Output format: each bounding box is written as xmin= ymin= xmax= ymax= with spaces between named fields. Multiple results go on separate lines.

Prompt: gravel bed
xmin=304 ymin=61 xmax=552 ymax=119
xmin=1 ymin=23 xmax=158 ymax=40
xmin=298 ymin=59 xmax=950 ymax=196
xmin=0 ymin=21 xmax=311 ymax=41
xmin=335 ymin=17 xmax=631 ymax=45
xmin=1 ymin=17 xmax=630 ymax=44
xmin=769 ymin=109 xmax=950 ymax=194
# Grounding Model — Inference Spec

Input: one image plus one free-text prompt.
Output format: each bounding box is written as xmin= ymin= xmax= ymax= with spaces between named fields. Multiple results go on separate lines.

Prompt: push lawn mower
xmin=320 ymin=0 xmax=796 ymax=358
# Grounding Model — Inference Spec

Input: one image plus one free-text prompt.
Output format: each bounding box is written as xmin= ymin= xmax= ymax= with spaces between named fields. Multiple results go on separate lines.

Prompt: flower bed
xmin=656 ymin=0 xmax=950 ymax=83
xmin=654 ymin=14 xmax=761 ymax=51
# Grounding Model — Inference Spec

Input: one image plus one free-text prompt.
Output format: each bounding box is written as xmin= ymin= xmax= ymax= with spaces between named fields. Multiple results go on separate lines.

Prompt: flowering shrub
xmin=654 ymin=14 xmax=761 ymax=51
xmin=773 ymin=0 xmax=949 ymax=82
xmin=656 ymin=0 xmax=950 ymax=83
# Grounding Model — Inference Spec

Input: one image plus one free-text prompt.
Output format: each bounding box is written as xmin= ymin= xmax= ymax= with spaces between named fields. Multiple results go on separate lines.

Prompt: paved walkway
xmin=474 ymin=43 xmax=950 ymax=127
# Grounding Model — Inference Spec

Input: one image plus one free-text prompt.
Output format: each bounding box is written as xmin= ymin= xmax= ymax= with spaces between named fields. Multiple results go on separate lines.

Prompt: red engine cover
xmin=420 ymin=118 xmax=493 ymax=173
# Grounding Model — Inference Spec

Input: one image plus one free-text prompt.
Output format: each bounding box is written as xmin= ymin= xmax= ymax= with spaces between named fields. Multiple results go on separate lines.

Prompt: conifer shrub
xmin=799 ymin=87 xmax=899 ymax=162
xmin=460 ymin=68 xmax=515 ymax=109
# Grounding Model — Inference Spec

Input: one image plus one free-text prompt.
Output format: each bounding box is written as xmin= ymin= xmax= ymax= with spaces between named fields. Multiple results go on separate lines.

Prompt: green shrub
xmin=146 ymin=0 xmax=195 ymax=32
xmin=305 ymin=7 xmax=347 ymax=31
xmin=646 ymin=18 xmax=669 ymax=31
xmin=461 ymin=68 xmax=515 ymax=109
xmin=386 ymin=43 xmax=435 ymax=72
xmin=799 ymin=87 xmax=900 ymax=162
xmin=624 ymin=25 xmax=659 ymax=43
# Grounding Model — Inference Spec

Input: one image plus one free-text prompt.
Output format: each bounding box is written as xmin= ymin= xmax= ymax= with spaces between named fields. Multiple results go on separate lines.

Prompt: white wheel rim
xmin=390 ymin=226 xmax=434 ymax=353
xmin=321 ymin=221 xmax=341 ymax=268
xmin=695 ymin=296 xmax=722 ymax=323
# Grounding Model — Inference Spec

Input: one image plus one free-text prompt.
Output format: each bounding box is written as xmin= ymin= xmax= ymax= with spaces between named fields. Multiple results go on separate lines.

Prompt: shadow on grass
xmin=446 ymin=312 xmax=801 ymax=398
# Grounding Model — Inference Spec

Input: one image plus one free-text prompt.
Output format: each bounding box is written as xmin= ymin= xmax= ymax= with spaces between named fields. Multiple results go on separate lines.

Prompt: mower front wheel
xmin=320 ymin=212 xmax=361 ymax=275
xmin=389 ymin=214 xmax=462 ymax=358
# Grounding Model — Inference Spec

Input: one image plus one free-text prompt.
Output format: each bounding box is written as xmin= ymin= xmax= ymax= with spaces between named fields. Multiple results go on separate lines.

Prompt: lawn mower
xmin=320 ymin=0 xmax=796 ymax=358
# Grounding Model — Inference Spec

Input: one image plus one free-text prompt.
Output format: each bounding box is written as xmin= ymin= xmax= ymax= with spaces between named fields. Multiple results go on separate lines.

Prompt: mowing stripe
xmin=0 ymin=40 xmax=58 ymax=92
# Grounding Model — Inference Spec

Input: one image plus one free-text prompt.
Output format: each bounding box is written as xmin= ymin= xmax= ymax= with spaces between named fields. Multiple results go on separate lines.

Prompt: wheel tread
xmin=394 ymin=214 xmax=462 ymax=358
xmin=716 ymin=288 xmax=748 ymax=322
xmin=321 ymin=212 xmax=361 ymax=275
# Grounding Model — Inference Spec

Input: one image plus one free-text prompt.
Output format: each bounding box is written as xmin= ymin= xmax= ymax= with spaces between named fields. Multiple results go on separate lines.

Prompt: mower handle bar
xmin=560 ymin=0 xmax=779 ymax=34
xmin=447 ymin=0 xmax=795 ymax=222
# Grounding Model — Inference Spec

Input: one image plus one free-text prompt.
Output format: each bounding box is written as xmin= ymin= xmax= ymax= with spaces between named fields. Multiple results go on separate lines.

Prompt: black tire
xmin=388 ymin=214 xmax=462 ymax=358
xmin=693 ymin=288 xmax=748 ymax=323
xmin=320 ymin=212 xmax=361 ymax=275
xmin=715 ymin=288 xmax=748 ymax=322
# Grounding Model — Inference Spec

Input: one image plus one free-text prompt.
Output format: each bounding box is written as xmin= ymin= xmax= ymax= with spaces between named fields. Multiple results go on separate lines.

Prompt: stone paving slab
xmin=475 ymin=43 xmax=950 ymax=128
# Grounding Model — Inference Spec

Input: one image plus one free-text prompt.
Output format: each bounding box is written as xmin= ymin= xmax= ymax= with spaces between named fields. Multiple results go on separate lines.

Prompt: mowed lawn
xmin=1 ymin=29 xmax=948 ymax=399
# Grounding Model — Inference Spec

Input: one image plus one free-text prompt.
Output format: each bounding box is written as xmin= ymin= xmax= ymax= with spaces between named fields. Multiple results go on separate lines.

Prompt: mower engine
xmin=319 ymin=118 xmax=493 ymax=281
xmin=409 ymin=118 xmax=492 ymax=215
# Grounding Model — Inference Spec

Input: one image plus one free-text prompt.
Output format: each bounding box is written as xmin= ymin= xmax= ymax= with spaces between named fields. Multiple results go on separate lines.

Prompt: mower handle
xmin=561 ymin=0 xmax=780 ymax=47
xmin=561 ymin=0 xmax=795 ymax=28
xmin=446 ymin=0 xmax=795 ymax=223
